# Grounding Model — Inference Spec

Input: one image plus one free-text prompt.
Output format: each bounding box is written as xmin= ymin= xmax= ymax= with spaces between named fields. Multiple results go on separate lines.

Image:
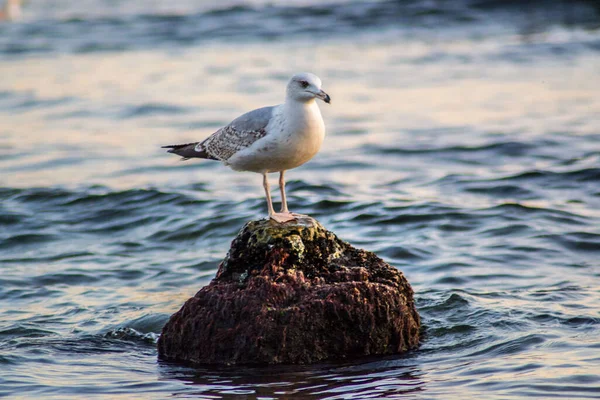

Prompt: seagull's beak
xmin=315 ymin=89 xmax=331 ymax=104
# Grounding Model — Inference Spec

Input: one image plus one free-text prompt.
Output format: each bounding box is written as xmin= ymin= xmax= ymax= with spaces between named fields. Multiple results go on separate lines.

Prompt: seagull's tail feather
xmin=161 ymin=142 xmax=218 ymax=161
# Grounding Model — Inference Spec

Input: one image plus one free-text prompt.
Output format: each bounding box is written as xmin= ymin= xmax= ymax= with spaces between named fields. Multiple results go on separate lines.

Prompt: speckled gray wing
xmin=162 ymin=106 xmax=274 ymax=161
xmin=198 ymin=106 xmax=274 ymax=161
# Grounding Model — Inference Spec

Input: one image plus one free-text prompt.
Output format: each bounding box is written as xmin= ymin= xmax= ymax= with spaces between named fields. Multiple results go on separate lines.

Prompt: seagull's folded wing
xmin=200 ymin=106 xmax=276 ymax=161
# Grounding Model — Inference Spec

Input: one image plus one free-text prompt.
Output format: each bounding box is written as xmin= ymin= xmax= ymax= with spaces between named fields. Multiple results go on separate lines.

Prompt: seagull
xmin=0 ymin=0 xmax=22 ymax=21
xmin=162 ymin=72 xmax=331 ymax=223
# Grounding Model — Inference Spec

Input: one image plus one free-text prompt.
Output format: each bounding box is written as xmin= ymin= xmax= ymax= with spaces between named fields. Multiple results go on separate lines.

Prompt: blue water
xmin=1 ymin=0 xmax=600 ymax=398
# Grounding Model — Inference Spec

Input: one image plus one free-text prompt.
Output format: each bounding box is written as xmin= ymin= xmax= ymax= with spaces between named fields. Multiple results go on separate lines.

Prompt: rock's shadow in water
xmin=157 ymin=354 xmax=426 ymax=399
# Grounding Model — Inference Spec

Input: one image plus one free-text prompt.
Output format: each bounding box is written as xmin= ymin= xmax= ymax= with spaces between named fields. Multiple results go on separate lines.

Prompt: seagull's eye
xmin=300 ymin=80 xmax=309 ymax=89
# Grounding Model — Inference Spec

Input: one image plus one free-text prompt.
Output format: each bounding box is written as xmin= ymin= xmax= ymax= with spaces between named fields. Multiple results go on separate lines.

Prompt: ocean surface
xmin=1 ymin=0 xmax=600 ymax=398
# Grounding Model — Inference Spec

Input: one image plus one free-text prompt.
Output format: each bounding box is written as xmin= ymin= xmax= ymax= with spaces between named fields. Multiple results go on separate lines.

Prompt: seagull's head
xmin=286 ymin=72 xmax=331 ymax=104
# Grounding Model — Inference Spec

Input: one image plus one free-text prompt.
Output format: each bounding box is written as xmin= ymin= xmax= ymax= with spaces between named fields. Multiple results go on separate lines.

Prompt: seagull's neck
xmin=283 ymin=98 xmax=320 ymax=120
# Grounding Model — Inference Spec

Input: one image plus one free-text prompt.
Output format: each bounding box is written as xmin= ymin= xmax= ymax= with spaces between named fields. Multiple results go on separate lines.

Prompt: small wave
xmin=104 ymin=327 xmax=159 ymax=344
xmin=497 ymin=168 xmax=600 ymax=184
xmin=464 ymin=184 xmax=535 ymax=198
xmin=0 ymin=325 xmax=59 ymax=341
xmin=379 ymin=210 xmax=479 ymax=227
xmin=420 ymin=292 xmax=471 ymax=314
xmin=0 ymin=214 xmax=23 ymax=225
xmin=1 ymin=251 xmax=93 ymax=264
xmin=148 ymin=214 xmax=247 ymax=243
xmin=118 ymin=102 xmax=193 ymax=119
xmin=378 ymin=245 xmax=430 ymax=261
xmin=530 ymin=313 xmax=600 ymax=329
xmin=425 ymin=323 xmax=476 ymax=338
xmin=8 ymin=187 xmax=74 ymax=203
xmin=0 ymin=90 xmax=75 ymax=112
xmin=466 ymin=333 xmax=546 ymax=358
xmin=365 ymin=141 xmax=538 ymax=157
xmin=537 ymin=232 xmax=600 ymax=253
xmin=482 ymin=202 xmax=587 ymax=220
xmin=32 ymin=272 xmax=101 ymax=286
xmin=286 ymin=180 xmax=346 ymax=196
xmin=0 ymin=233 xmax=57 ymax=250
xmin=61 ymin=188 xmax=181 ymax=207
xmin=479 ymin=223 xmax=532 ymax=237
xmin=103 ymin=313 xmax=169 ymax=344
xmin=84 ymin=215 xmax=168 ymax=234
xmin=203 ymin=4 xmax=255 ymax=17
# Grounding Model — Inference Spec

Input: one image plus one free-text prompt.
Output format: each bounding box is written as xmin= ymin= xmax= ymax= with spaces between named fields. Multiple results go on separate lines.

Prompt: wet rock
xmin=157 ymin=215 xmax=420 ymax=365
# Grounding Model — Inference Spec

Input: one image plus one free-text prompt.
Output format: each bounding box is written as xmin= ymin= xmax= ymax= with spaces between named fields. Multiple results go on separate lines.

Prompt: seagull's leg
xmin=279 ymin=170 xmax=289 ymax=213
xmin=263 ymin=172 xmax=275 ymax=217
xmin=263 ymin=171 xmax=295 ymax=223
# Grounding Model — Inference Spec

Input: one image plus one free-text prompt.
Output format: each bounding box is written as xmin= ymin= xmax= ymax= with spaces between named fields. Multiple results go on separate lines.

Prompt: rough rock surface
xmin=158 ymin=215 xmax=420 ymax=365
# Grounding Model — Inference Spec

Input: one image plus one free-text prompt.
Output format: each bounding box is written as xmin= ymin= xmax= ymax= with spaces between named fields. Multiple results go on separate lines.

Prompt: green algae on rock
xmin=158 ymin=215 xmax=420 ymax=365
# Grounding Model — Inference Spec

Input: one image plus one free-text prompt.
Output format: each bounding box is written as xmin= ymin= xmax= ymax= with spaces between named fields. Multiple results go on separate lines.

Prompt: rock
xmin=157 ymin=215 xmax=420 ymax=365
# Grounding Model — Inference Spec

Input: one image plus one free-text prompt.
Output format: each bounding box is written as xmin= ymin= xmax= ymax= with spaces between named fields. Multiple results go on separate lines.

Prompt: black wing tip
xmin=160 ymin=142 xmax=217 ymax=161
xmin=161 ymin=143 xmax=197 ymax=156
xmin=161 ymin=142 xmax=198 ymax=148
xmin=161 ymin=144 xmax=186 ymax=150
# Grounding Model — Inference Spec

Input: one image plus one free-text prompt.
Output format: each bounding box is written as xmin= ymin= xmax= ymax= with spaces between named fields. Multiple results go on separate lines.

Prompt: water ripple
xmin=1 ymin=1 xmax=599 ymax=56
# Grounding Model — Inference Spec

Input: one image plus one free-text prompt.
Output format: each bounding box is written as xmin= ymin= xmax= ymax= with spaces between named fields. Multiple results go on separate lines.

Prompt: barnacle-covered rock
xmin=157 ymin=215 xmax=420 ymax=365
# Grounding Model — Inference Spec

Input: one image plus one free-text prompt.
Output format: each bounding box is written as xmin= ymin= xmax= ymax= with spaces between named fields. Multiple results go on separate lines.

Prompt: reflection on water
xmin=1 ymin=0 xmax=600 ymax=399
xmin=159 ymin=358 xmax=426 ymax=398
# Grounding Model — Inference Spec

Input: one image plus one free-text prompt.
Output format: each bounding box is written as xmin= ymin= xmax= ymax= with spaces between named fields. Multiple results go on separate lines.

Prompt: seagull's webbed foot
xmin=270 ymin=212 xmax=297 ymax=224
